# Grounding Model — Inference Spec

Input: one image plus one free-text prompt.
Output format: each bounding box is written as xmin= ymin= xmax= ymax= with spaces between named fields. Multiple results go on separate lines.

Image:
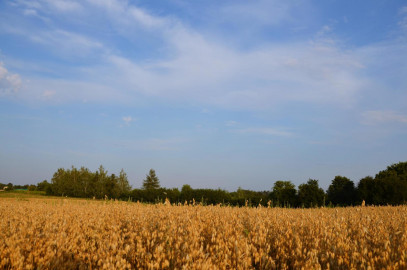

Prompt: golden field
xmin=0 ymin=198 xmax=406 ymax=269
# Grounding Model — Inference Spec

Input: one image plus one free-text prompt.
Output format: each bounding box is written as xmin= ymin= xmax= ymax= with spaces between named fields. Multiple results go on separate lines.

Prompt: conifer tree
xmin=142 ymin=169 xmax=160 ymax=190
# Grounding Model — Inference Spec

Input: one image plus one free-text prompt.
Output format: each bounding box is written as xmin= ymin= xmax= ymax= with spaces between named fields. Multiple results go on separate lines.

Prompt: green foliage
xmin=357 ymin=161 xmax=407 ymax=205
xmin=229 ymin=188 xmax=268 ymax=206
xmin=298 ymin=179 xmax=325 ymax=207
xmin=327 ymin=176 xmax=356 ymax=206
xmin=376 ymin=161 xmax=407 ymax=182
xmin=36 ymin=180 xmax=50 ymax=191
xmin=142 ymin=169 xmax=160 ymax=190
xmin=49 ymin=165 xmax=131 ymax=199
xmin=5 ymin=161 xmax=407 ymax=207
xmin=130 ymin=187 xmax=180 ymax=203
xmin=7 ymin=183 xmax=14 ymax=191
xmin=271 ymin=181 xmax=297 ymax=207
xmin=357 ymin=176 xmax=377 ymax=205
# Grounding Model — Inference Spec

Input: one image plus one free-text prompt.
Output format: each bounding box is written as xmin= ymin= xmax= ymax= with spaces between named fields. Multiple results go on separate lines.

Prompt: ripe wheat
xmin=0 ymin=198 xmax=406 ymax=269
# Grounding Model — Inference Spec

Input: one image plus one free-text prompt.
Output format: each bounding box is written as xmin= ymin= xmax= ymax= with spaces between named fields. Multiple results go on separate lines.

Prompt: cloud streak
xmin=0 ymin=62 xmax=21 ymax=96
xmin=234 ymin=127 xmax=293 ymax=137
xmin=1 ymin=0 xmax=406 ymax=115
xmin=361 ymin=111 xmax=407 ymax=125
xmin=122 ymin=116 xmax=133 ymax=126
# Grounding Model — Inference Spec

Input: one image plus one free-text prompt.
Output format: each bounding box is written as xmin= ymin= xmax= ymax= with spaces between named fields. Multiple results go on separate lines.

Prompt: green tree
xmin=357 ymin=176 xmax=378 ymax=205
xmin=180 ymin=184 xmax=193 ymax=202
xmin=6 ymin=183 xmax=14 ymax=191
xmin=36 ymin=180 xmax=50 ymax=191
xmin=374 ymin=161 xmax=407 ymax=205
xmin=79 ymin=166 xmax=92 ymax=197
xmin=327 ymin=176 xmax=355 ymax=206
xmin=271 ymin=181 xmax=297 ymax=207
xmin=118 ymin=169 xmax=131 ymax=197
xmin=375 ymin=162 xmax=407 ymax=182
xmin=51 ymin=168 xmax=68 ymax=196
xmin=142 ymin=169 xmax=160 ymax=190
xmin=104 ymin=174 xmax=119 ymax=198
xmin=98 ymin=165 xmax=109 ymax=198
xmin=298 ymin=179 xmax=325 ymax=207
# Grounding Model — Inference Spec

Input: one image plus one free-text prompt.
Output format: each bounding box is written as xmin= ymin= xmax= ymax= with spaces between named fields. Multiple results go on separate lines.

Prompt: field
xmin=1 ymin=197 xmax=407 ymax=269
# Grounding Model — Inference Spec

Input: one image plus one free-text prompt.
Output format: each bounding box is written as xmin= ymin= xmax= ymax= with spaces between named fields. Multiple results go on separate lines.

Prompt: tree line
xmin=1 ymin=162 xmax=406 ymax=207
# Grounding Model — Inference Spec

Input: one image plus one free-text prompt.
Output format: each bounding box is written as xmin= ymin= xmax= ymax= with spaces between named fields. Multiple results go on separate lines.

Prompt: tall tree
xmin=298 ymin=179 xmax=325 ymax=207
xmin=180 ymin=184 xmax=193 ymax=202
xmin=374 ymin=161 xmax=407 ymax=205
xmin=104 ymin=174 xmax=119 ymax=198
xmin=142 ymin=169 xmax=160 ymax=190
xmin=357 ymin=176 xmax=378 ymax=205
xmin=36 ymin=180 xmax=50 ymax=192
xmin=118 ymin=169 xmax=131 ymax=196
xmin=271 ymin=181 xmax=297 ymax=207
xmin=375 ymin=162 xmax=407 ymax=182
xmin=327 ymin=176 xmax=355 ymax=206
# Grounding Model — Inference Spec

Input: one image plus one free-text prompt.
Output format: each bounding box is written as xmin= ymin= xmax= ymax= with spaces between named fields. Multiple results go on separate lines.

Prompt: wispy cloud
xmin=218 ymin=0 xmax=297 ymax=27
xmin=16 ymin=78 xmax=124 ymax=104
xmin=122 ymin=116 xmax=134 ymax=126
xmin=41 ymin=90 xmax=56 ymax=99
xmin=225 ymin=120 xmax=238 ymax=127
xmin=0 ymin=62 xmax=22 ymax=96
xmin=31 ymin=30 xmax=104 ymax=57
xmin=1 ymin=0 xmax=406 ymax=115
xmin=46 ymin=0 xmax=82 ymax=13
xmin=399 ymin=6 xmax=407 ymax=32
xmin=234 ymin=127 xmax=293 ymax=137
xmin=14 ymin=0 xmax=82 ymax=13
xmin=361 ymin=110 xmax=407 ymax=125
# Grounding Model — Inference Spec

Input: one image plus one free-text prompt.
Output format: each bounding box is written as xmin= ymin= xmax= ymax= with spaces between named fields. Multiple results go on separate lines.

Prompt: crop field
xmin=0 ymin=198 xmax=407 ymax=269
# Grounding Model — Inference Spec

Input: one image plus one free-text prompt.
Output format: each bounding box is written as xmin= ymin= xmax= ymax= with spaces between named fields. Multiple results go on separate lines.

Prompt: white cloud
xmin=23 ymin=9 xmax=38 ymax=16
xmin=41 ymin=90 xmax=56 ymax=99
xmin=97 ymin=32 xmax=366 ymax=110
xmin=219 ymin=0 xmax=296 ymax=27
xmin=46 ymin=0 xmax=82 ymax=12
xmin=3 ymin=0 xmax=405 ymax=113
xmin=30 ymin=30 xmax=104 ymax=56
xmin=225 ymin=121 xmax=238 ymax=127
xmin=14 ymin=0 xmax=81 ymax=13
xmin=73 ymin=1 xmax=366 ymax=108
xmin=84 ymin=0 xmax=168 ymax=32
xmin=122 ymin=116 xmax=133 ymax=125
xmin=361 ymin=111 xmax=407 ymax=125
xmin=15 ymin=78 xmax=125 ymax=104
xmin=0 ymin=24 xmax=104 ymax=58
xmin=128 ymin=6 xmax=166 ymax=28
xmin=234 ymin=127 xmax=293 ymax=137
xmin=399 ymin=6 xmax=407 ymax=31
xmin=0 ymin=62 xmax=22 ymax=96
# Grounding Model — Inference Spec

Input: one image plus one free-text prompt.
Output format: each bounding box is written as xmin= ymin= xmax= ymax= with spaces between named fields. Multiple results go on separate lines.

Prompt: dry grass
xmin=1 ymin=198 xmax=406 ymax=269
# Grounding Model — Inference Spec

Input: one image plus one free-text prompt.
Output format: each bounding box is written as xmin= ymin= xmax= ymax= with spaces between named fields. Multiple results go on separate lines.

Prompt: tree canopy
xmin=327 ymin=176 xmax=356 ymax=206
xmin=5 ymin=161 xmax=407 ymax=207
xmin=298 ymin=179 xmax=325 ymax=207
xmin=48 ymin=165 xmax=131 ymax=199
xmin=271 ymin=181 xmax=297 ymax=207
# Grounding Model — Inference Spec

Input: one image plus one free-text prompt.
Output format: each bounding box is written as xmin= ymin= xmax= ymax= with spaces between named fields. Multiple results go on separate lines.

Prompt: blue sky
xmin=1 ymin=0 xmax=406 ymax=191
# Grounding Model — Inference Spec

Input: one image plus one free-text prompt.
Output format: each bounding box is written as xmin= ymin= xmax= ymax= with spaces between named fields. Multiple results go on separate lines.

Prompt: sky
xmin=0 ymin=0 xmax=406 ymax=191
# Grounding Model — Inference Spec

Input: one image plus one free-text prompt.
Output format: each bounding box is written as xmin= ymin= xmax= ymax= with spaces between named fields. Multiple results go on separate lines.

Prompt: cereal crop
xmin=1 ymin=198 xmax=407 ymax=269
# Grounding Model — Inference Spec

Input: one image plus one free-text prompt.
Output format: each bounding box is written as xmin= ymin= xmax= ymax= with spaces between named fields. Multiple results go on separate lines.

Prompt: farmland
xmin=1 ymin=197 xmax=406 ymax=269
